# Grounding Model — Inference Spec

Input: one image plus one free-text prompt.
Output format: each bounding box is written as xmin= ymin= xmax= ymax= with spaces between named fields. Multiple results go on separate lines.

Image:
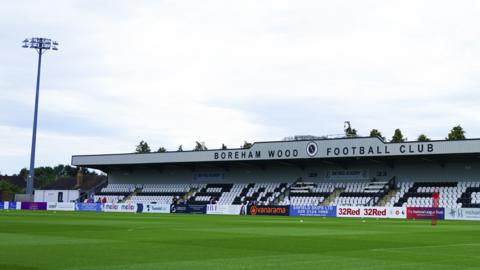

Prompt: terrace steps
xmin=377 ymin=189 xmax=398 ymax=206
xmin=119 ymin=188 xmax=142 ymax=203
xmin=321 ymin=188 xmax=345 ymax=206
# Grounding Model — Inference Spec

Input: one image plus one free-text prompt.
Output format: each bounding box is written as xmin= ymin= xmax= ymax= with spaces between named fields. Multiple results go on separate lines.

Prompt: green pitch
xmin=0 ymin=211 xmax=479 ymax=270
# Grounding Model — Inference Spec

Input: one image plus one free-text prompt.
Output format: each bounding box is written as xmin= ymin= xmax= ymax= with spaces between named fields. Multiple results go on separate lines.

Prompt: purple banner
xmin=21 ymin=202 xmax=47 ymax=211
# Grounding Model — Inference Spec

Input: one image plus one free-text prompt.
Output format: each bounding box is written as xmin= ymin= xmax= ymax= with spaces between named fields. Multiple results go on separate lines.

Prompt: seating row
xmin=96 ymin=180 xmax=480 ymax=207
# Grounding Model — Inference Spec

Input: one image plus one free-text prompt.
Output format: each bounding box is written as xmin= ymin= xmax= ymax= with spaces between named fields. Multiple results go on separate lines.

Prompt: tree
xmin=417 ymin=134 xmax=430 ymax=142
xmin=53 ymin=164 xmax=79 ymax=177
xmin=369 ymin=129 xmax=385 ymax=140
xmin=177 ymin=145 xmax=183 ymax=152
xmin=157 ymin=147 xmax=167 ymax=153
xmin=241 ymin=141 xmax=253 ymax=149
xmin=221 ymin=144 xmax=227 ymax=150
xmin=193 ymin=141 xmax=208 ymax=151
xmin=391 ymin=129 xmax=406 ymax=143
xmin=53 ymin=164 xmax=65 ymax=176
xmin=447 ymin=125 xmax=466 ymax=140
xmin=34 ymin=166 xmax=56 ymax=188
xmin=135 ymin=140 xmax=151 ymax=153
xmin=0 ymin=180 xmax=21 ymax=197
xmin=19 ymin=168 xmax=28 ymax=178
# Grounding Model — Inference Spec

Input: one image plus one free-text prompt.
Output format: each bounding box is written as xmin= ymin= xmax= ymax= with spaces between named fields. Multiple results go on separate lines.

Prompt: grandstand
xmin=71 ymin=137 xmax=480 ymax=210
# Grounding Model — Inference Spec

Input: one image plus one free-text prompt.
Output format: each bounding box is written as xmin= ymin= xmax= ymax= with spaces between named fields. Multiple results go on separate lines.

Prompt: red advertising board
xmin=406 ymin=207 xmax=445 ymax=220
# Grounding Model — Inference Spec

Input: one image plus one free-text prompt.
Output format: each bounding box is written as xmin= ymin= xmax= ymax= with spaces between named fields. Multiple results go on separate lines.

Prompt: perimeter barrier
xmin=47 ymin=202 xmax=75 ymax=211
xmin=7 ymin=202 xmax=480 ymax=222
xmin=21 ymin=202 xmax=47 ymax=210
xmin=247 ymin=205 xmax=289 ymax=216
xmin=9 ymin=202 xmax=20 ymax=210
xmin=206 ymin=204 xmax=244 ymax=215
xmin=406 ymin=207 xmax=445 ymax=220
xmin=337 ymin=206 xmax=407 ymax=219
xmin=290 ymin=205 xmax=337 ymax=217
xmin=104 ymin=203 xmax=137 ymax=213
xmin=444 ymin=208 xmax=480 ymax=221
xmin=139 ymin=204 xmax=170 ymax=213
xmin=170 ymin=204 xmax=207 ymax=214
xmin=75 ymin=203 xmax=103 ymax=212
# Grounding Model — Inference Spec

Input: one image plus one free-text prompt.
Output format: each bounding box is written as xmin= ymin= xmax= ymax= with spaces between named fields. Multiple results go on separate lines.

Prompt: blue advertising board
xmin=0 ymin=201 xmax=3 ymax=210
xmin=170 ymin=204 xmax=207 ymax=214
xmin=187 ymin=204 xmax=207 ymax=214
xmin=75 ymin=203 xmax=103 ymax=212
xmin=9 ymin=202 xmax=17 ymax=210
xmin=290 ymin=205 xmax=337 ymax=217
xmin=170 ymin=204 xmax=189 ymax=213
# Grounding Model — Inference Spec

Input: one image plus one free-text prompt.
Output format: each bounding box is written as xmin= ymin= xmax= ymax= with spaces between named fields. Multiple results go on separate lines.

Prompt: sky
xmin=1 ymin=0 xmax=479 ymax=175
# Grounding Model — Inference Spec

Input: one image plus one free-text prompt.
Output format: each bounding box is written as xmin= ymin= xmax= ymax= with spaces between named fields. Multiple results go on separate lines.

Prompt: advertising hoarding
xmin=103 ymin=203 xmax=137 ymax=213
xmin=75 ymin=203 xmax=103 ymax=212
xmin=406 ymin=207 xmax=445 ymax=220
xmin=170 ymin=204 xmax=207 ymax=214
xmin=20 ymin=202 xmax=47 ymax=210
xmin=337 ymin=206 xmax=406 ymax=219
xmin=290 ymin=205 xmax=337 ymax=217
xmin=141 ymin=204 xmax=171 ymax=213
xmin=47 ymin=202 xmax=75 ymax=211
xmin=206 ymin=204 xmax=243 ymax=215
xmin=445 ymin=208 xmax=480 ymax=221
xmin=247 ymin=205 xmax=289 ymax=216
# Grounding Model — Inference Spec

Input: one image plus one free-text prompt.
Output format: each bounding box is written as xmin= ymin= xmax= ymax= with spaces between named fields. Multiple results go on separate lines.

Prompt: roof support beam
xmin=436 ymin=159 xmax=446 ymax=168
xmin=421 ymin=157 xmax=445 ymax=168
xmin=237 ymin=162 xmax=266 ymax=171
xmin=321 ymin=160 xmax=348 ymax=170
xmin=277 ymin=160 xmax=305 ymax=170
xmin=383 ymin=160 xmax=395 ymax=169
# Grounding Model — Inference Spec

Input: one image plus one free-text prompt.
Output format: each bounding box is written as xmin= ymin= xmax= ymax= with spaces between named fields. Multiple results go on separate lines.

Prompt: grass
xmin=0 ymin=211 xmax=479 ymax=270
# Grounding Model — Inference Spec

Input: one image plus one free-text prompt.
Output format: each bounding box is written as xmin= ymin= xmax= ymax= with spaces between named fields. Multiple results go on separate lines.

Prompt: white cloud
xmin=1 ymin=0 xmax=479 ymax=174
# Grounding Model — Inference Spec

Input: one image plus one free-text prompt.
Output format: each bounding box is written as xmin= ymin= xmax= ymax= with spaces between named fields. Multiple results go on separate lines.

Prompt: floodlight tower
xmin=22 ymin=37 xmax=59 ymax=196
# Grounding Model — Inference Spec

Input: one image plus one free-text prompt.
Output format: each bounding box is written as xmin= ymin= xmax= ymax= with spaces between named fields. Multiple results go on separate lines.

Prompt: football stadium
xmin=2 ymin=136 xmax=480 ymax=269
xmin=3 ymin=2 xmax=480 ymax=270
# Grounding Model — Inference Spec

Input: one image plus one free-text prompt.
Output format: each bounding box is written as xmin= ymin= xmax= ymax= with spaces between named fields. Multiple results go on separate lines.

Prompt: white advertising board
xmin=445 ymin=208 xmax=480 ymax=221
xmin=142 ymin=204 xmax=170 ymax=213
xmin=337 ymin=206 xmax=406 ymax=219
xmin=47 ymin=202 xmax=75 ymax=211
xmin=206 ymin=204 xmax=243 ymax=215
xmin=386 ymin=207 xmax=407 ymax=219
xmin=104 ymin=203 xmax=137 ymax=213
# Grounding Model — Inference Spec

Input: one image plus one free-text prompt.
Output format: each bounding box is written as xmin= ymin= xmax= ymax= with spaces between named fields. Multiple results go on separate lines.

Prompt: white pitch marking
xmin=370 ymin=243 xmax=480 ymax=252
